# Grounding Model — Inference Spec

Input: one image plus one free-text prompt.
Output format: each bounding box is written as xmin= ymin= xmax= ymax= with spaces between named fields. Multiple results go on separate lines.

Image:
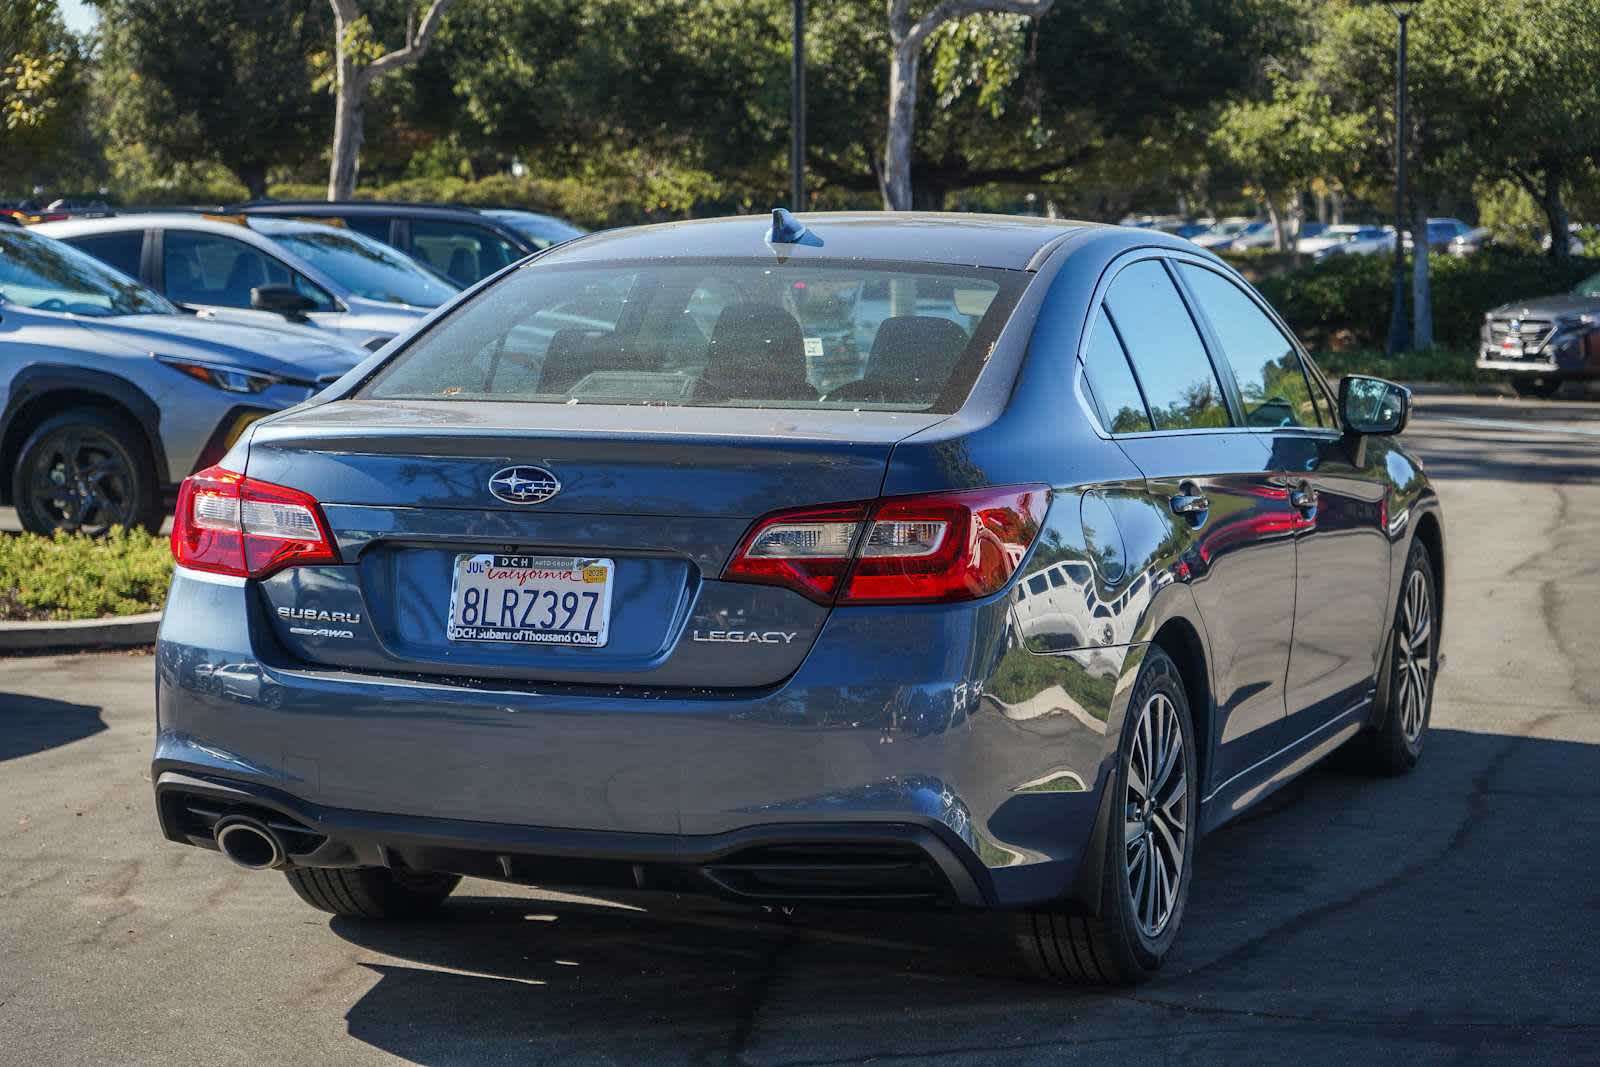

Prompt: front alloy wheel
xmin=1395 ymin=567 xmax=1433 ymax=746
xmin=11 ymin=409 xmax=159 ymax=536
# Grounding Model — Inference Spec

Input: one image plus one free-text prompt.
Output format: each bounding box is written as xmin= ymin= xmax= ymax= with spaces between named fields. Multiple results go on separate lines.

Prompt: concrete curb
xmin=0 ymin=611 xmax=161 ymax=653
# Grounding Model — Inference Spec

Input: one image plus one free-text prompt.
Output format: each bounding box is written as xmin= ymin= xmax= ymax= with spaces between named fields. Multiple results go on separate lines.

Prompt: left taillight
xmin=171 ymin=465 xmax=338 ymax=579
xmin=724 ymin=484 xmax=1050 ymax=606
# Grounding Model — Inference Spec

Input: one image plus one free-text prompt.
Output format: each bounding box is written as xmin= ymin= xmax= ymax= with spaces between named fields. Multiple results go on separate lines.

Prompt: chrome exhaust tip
xmin=213 ymin=815 xmax=287 ymax=871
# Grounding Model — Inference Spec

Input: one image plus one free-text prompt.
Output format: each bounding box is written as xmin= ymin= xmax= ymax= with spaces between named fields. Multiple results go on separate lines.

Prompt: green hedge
xmin=0 ymin=528 xmax=171 ymax=622
xmin=1258 ymin=250 xmax=1600 ymax=350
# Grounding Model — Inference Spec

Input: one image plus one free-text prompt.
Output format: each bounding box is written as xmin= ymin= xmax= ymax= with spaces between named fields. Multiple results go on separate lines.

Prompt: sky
xmin=59 ymin=0 xmax=99 ymax=35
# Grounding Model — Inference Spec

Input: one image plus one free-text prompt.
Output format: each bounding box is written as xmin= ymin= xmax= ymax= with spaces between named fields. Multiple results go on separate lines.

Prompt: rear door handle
xmin=1290 ymin=486 xmax=1318 ymax=511
xmin=1169 ymin=491 xmax=1210 ymax=516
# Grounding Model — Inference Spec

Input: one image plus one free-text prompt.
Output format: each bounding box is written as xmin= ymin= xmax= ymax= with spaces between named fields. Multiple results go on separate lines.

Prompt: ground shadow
xmin=0 ymin=692 xmax=106 ymax=761
xmin=326 ymin=726 xmax=1600 ymax=1065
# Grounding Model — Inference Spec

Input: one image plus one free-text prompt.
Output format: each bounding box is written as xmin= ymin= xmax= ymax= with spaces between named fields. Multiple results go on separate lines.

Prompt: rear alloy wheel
xmin=1013 ymin=646 xmax=1196 ymax=984
xmin=284 ymin=867 xmax=460 ymax=919
xmin=1348 ymin=540 xmax=1437 ymax=775
xmin=11 ymin=409 xmax=159 ymax=536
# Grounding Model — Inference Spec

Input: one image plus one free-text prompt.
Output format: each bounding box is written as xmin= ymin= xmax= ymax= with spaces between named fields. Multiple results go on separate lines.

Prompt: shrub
xmin=1258 ymin=249 xmax=1600 ymax=350
xmin=0 ymin=527 xmax=171 ymax=622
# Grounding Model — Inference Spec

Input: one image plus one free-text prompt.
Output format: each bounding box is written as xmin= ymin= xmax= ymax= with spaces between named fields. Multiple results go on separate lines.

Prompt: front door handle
xmin=1290 ymin=486 xmax=1318 ymax=512
xmin=1170 ymin=491 xmax=1210 ymax=516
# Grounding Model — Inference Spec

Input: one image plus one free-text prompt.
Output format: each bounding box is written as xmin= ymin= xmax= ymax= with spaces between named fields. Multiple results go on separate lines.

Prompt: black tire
xmin=284 ymin=867 xmax=460 ymax=919
xmin=1346 ymin=539 xmax=1438 ymax=775
xmin=1511 ymin=377 xmax=1561 ymax=399
xmin=1013 ymin=645 xmax=1198 ymax=985
xmin=11 ymin=407 xmax=161 ymax=536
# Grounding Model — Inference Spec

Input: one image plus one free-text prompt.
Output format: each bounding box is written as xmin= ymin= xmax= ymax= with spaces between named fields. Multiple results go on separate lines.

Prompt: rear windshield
xmin=360 ymin=258 xmax=1025 ymax=412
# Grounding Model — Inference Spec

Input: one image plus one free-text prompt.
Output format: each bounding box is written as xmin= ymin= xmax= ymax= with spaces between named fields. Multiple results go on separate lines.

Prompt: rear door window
xmin=1103 ymin=259 xmax=1230 ymax=430
xmin=409 ymin=220 xmax=522 ymax=285
xmin=362 ymin=259 xmax=1023 ymax=413
xmin=344 ymin=215 xmax=394 ymax=244
xmin=66 ymin=231 xmax=145 ymax=280
xmin=1177 ymin=263 xmax=1322 ymax=428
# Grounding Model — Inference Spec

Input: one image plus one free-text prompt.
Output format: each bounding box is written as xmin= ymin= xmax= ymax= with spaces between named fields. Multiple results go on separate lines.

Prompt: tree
xmin=96 ymin=0 xmax=327 ymax=199
xmin=1214 ymin=78 xmax=1364 ymax=251
xmin=1 ymin=0 xmax=84 ymax=193
xmin=326 ymin=0 xmax=459 ymax=199
xmin=881 ymin=0 xmax=1055 ymax=210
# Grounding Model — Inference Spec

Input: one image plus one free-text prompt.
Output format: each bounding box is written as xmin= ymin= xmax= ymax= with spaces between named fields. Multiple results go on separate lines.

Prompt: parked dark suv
xmin=232 ymin=201 xmax=587 ymax=287
xmin=1478 ymin=270 xmax=1600 ymax=397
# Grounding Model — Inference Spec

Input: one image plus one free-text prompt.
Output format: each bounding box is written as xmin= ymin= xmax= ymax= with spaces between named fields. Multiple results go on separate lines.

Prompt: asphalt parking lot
xmin=2 ymin=392 xmax=1597 ymax=1066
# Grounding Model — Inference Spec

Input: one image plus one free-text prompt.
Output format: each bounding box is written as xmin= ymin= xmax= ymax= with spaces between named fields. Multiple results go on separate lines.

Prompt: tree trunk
xmin=1542 ymin=171 xmax=1569 ymax=260
xmin=328 ymin=68 xmax=365 ymax=201
xmin=1411 ymin=199 xmax=1433 ymax=351
xmin=1264 ymin=192 xmax=1288 ymax=253
xmin=237 ymin=161 xmax=268 ymax=201
xmin=882 ymin=41 xmax=918 ymax=211
xmin=1330 ymin=188 xmax=1344 ymax=225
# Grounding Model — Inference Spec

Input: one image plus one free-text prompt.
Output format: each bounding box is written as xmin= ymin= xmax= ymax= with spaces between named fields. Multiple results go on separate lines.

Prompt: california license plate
xmin=447 ymin=554 xmax=613 ymax=646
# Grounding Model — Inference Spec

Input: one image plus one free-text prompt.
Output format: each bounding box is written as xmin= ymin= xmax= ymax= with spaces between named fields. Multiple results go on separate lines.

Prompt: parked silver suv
xmin=0 ymin=221 xmax=368 ymax=534
xmin=34 ymin=213 xmax=459 ymax=353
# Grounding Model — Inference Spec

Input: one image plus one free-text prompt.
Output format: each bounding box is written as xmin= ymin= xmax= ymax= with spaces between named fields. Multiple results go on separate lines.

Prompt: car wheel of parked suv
xmin=1511 ymin=377 xmax=1562 ymax=399
xmin=11 ymin=408 xmax=161 ymax=536
xmin=1347 ymin=541 xmax=1438 ymax=775
xmin=284 ymin=867 xmax=461 ymax=919
xmin=1013 ymin=645 xmax=1197 ymax=984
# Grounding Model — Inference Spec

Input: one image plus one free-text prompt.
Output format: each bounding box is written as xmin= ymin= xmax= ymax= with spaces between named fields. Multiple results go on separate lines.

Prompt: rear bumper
xmin=155 ymin=565 xmax=1135 ymax=909
xmin=154 ymin=769 xmax=990 ymax=906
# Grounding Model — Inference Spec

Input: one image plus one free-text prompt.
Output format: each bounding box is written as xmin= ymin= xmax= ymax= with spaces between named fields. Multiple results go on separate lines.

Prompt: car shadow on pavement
xmin=0 ymin=692 xmax=106 ymax=762
xmin=327 ymin=725 xmax=1600 ymax=1065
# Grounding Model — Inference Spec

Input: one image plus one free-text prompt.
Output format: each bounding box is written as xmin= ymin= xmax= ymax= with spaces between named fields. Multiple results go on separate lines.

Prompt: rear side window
xmin=409 ymin=220 xmax=522 ymax=285
xmin=1104 ymin=260 xmax=1229 ymax=431
xmin=1081 ymin=307 xmax=1151 ymax=433
xmin=362 ymin=259 xmax=1024 ymax=413
xmin=344 ymin=216 xmax=393 ymax=244
xmin=1178 ymin=264 xmax=1321 ymax=428
xmin=67 ymin=231 xmax=144 ymax=280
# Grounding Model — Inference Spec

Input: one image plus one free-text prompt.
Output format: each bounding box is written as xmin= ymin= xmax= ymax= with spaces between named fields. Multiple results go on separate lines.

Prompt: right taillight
xmin=171 ymin=465 xmax=339 ymax=579
xmin=723 ymin=485 xmax=1049 ymax=606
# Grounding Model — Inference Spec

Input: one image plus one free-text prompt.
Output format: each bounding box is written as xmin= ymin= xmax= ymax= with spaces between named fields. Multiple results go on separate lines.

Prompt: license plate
xmin=1500 ymin=340 xmax=1524 ymax=356
xmin=447 ymin=554 xmax=613 ymax=646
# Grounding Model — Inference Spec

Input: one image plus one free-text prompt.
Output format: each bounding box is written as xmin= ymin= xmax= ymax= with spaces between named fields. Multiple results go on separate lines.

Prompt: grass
xmin=1311 ymin=346 xmax=1486 ymax=386
xmin=0 ymin=527 xmax=172 ymax=622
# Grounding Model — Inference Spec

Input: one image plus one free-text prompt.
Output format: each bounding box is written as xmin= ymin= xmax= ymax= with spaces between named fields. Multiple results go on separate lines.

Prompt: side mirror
xmin=1340 ymin=374 xmax=1410 ymax=436
xmin=250 ymin=284 xmax=317 ymax=319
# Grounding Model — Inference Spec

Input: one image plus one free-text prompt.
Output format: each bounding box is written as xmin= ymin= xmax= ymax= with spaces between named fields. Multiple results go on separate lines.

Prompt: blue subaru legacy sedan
xmin=153 ymin=211 xmax=1444 ymax=984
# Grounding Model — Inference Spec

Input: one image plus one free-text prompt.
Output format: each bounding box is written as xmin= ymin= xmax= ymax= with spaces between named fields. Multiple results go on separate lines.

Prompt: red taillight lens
xmin=170 ymin=465 xmax=338 ymax=579
xmin=722 ymin=502 xmax=869 ymax=604
xmin=723 ymin=485 xmax=1050 ymax=606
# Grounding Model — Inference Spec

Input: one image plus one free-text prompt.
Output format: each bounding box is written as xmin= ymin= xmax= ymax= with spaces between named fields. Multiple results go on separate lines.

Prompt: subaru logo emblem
xmin=488 ymin=465 xmax=561 ymax=505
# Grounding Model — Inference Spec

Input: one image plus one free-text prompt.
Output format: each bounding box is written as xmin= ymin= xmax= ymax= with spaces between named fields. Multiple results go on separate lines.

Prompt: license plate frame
xmin=446 ymin=553 xmax=614 ymax=647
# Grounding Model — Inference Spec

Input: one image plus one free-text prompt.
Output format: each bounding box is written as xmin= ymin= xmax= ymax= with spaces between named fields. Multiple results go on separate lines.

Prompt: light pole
xmin=1385 ymin=0 xmax=1421 ymax=356
xmin=790 ymin=0 xmax=807 ymax=210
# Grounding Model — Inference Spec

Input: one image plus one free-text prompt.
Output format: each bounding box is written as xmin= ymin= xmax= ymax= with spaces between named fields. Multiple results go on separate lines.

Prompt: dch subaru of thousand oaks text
xmin=153 ymin=210 xmax=1444 ymax=984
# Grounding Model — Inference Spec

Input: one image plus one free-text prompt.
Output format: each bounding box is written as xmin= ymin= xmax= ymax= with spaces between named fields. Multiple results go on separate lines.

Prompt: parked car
xmin=1226 ymin=220 xmax=1282 ymax=250
xmin=152 ymin=210 xmax=1444 ymax=986
xmin=1403 ymin=217 xmax=1478 ymax=252
xmin=1297 ymin=224 xmax=1396 ymax=260
xmin=33 ymin=213 xmax=458 ymax=351
xmin=1189 ymin=216 xmax=1258 ymax=249
xmin=231 ymin=201 xmax=588 ymax=287
xmin=0 ymin=218 xmax=367 ymax=535
xmin=1478 ymin=270 xmax=1600 ymax=397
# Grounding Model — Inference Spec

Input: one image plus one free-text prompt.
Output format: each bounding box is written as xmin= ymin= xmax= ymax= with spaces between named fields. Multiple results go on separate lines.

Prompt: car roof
xmin=539 ymin=211 xmax=1097 ymax=271
xmin=33 ymin=212 xmax=349 ymax=240
xmin=236 ymin=200 xmax=493 ymax=221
